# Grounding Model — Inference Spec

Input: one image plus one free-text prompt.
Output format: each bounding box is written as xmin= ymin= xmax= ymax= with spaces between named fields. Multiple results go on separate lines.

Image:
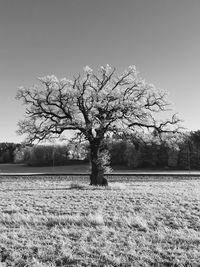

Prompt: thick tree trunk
xmin=89 ymin=141 xmax=108 ymax=186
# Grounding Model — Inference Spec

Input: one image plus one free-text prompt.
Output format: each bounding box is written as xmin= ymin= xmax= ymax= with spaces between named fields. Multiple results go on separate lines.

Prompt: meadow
xmin=0 ymin=175 xmax=200 ymax=266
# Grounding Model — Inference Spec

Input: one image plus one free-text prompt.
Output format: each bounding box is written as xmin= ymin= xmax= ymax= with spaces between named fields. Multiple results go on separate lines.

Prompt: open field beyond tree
xmin=0 ymin=175 xmax=200 ymax=266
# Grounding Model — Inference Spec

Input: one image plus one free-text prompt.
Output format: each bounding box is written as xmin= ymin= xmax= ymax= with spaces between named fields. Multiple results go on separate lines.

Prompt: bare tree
xmin=16 ymin=65 xmax=180 ymax=185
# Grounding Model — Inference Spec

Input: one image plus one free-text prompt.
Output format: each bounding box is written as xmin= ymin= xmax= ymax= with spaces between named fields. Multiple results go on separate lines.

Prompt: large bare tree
xmin=16 ymin=65 xmax=180 ymax=185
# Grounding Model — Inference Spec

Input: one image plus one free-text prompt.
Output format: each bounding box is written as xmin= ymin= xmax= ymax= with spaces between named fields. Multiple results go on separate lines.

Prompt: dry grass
xmin=0 ymin=176 xmax=200 ymax=266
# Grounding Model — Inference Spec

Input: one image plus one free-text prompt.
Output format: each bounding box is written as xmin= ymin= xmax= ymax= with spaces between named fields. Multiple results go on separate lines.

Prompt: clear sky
xmin=0 ymin=0 xmax=199 ymax=143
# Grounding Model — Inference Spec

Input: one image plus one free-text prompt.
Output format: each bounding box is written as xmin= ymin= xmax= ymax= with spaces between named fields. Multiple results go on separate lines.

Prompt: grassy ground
xmin=0 ymin=175 xmax=200 ymax=266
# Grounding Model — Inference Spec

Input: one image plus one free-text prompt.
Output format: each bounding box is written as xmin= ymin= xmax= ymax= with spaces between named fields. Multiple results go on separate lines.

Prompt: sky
xmin=0 ymin=0 xmax=200 ymax=143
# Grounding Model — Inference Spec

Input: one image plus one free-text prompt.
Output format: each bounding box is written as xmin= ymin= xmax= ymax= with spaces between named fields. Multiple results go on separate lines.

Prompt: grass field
xmin=0 ymin=175 xmax=200 ymax=266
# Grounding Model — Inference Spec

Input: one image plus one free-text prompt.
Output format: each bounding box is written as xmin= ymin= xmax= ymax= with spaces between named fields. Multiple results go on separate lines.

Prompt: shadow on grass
xmin=0 ymin=182 xmax=128 ymax=191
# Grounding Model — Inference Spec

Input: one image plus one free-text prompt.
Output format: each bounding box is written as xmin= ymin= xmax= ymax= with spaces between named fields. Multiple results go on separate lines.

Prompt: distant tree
xmin=0 ymin=143 xmax=21 ymax=163
xmin=178 ymin=133 xmax=192 ymax=170
xmin=109 ymin=140 xmax=128 ymax=166
xmin=16 ymin=65 xmax=180 ymax=185
xmin=182 ymin=131 xmax=200 ymax=169
xmin=190 ymin=130 xmax=200 ymax=146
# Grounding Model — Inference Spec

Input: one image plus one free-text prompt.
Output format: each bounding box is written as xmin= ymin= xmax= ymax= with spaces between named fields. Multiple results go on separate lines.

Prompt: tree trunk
xmin=89 ymin=141 xmax=108 ymax=186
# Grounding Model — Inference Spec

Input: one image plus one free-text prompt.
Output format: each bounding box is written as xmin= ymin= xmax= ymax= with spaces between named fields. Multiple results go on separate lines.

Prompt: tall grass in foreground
xmin=0 ymin=177 xmax=200 ymax=266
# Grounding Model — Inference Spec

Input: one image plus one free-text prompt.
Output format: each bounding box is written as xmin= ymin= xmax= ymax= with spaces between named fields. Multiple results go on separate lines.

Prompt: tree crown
xmin=16 ymin=65 xmax=180 ymax=143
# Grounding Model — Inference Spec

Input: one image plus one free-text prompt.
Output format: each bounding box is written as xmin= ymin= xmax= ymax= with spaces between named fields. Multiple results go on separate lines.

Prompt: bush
xmin=98 ymin=150 xmax=112 ymax=174
xmin=14 ymin=146 xmax=31 ymax=163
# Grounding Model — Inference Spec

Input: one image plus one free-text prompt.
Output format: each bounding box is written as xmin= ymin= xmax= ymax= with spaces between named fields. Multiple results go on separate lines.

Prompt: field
xmin=0 ymin=175 xmax=200 ymax=266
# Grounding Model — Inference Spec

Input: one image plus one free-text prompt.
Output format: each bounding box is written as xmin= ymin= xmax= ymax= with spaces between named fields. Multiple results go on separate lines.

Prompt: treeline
xmin=0 ymin=143 xmax=87 ymax=166
xmin=107 ymin=131 xmax=200 ymax=170
xmin=1 ymin=130 xmax=200 ymax=169
xmin=15 ymin=145 xmax=70 ymax=166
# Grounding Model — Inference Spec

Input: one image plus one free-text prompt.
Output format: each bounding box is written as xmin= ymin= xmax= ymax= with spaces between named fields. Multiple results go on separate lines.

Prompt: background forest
xmin=1 ymin=130 xmax=200 ymax=170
